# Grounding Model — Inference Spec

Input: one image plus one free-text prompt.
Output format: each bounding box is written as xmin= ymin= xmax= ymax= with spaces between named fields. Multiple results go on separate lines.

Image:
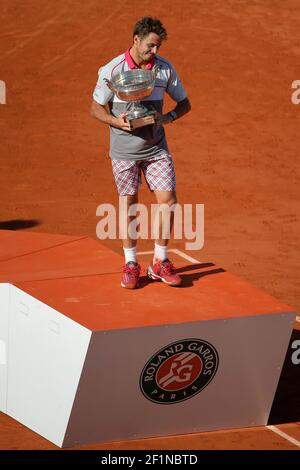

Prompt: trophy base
xmin=126 ymin=109 xmax=156 ymax=130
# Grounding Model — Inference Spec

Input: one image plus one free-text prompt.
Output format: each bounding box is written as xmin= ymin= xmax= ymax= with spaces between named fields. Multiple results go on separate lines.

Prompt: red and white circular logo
xmin=140 ymin=339 xmax=219 ymax=404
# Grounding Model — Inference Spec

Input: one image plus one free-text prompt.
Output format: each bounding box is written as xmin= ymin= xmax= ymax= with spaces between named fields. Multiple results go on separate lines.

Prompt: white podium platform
xmin=0 ymin=230 xmax=296 ymax=447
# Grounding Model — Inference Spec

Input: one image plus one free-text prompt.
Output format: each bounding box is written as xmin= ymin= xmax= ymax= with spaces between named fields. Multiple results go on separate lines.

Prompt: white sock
xmin=123 ymin=246 xmax=137 ymax=264
xmin=154 ymin=243 xmax=168 ymax=262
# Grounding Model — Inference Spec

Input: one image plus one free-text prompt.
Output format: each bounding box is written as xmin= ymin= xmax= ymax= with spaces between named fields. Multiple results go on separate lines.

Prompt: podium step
xmin=0 ymin=230 xmax=296 ymax=447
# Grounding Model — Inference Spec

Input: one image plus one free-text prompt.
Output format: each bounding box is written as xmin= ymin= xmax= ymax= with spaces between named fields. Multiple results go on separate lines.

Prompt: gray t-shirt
xmin=93 ymin=49 xmax=187 ymax=161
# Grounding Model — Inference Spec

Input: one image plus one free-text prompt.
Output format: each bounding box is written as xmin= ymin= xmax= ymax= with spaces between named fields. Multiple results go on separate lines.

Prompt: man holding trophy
xmin=91 ymin=16 xmax=191 ymax=289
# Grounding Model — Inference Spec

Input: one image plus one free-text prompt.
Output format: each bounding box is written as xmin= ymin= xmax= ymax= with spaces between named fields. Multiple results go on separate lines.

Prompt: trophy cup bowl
xmin=104 ymin=67 xmax=159 ymax=129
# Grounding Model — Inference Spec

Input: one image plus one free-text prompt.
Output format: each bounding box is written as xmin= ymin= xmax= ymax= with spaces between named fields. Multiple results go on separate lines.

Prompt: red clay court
xmin=0 ymin=0 xmax=299 ymax=450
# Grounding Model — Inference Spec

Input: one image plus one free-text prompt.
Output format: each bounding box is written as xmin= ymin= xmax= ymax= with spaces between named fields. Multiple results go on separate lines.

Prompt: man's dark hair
xmin=133 ymin=17 xmax=167 ymax=41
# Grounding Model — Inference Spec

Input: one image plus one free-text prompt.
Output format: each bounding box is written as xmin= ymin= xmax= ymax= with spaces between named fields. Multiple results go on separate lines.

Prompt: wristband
xmin=169 ymin=110 xmax=177 ymax=121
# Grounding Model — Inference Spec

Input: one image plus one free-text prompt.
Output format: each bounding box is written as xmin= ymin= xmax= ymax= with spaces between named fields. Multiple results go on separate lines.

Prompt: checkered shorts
xmin=111 ymin=154 xmax=176 ymax=196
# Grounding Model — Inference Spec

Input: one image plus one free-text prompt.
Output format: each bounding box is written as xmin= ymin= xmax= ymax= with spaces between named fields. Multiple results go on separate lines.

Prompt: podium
xmin=0 ymin=230 xmax=296 ymax=447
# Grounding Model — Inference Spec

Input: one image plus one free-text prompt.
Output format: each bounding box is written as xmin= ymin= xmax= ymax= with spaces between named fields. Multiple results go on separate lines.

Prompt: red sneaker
xmin=121 ymin=262 xmax=141 ymax=289
xmin=147 ymin=258 xmax=182 ymax=286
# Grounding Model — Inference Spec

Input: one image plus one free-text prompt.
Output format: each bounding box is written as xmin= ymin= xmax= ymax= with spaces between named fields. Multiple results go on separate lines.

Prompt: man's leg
xmin=152 ymin=190 xmax=177 ymax=263
xmin=111 ymin=159 xmax=141 ymax=289
xmin=120 ymin=193 xmax=138 ymax=255
xmin=119 ymin=193 xmax=142 ymax=289
xmin=147 ymin=189 xmax=181 ymax=286
xmin=141 ymin=154 xmax=181 ymax=286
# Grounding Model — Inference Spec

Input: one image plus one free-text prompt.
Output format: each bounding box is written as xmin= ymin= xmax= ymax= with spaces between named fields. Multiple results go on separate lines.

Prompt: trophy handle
xmin=152 ymin=64 xmax=161 ymax=78
xmin=103 ymin=78 xmax=114 ymax=92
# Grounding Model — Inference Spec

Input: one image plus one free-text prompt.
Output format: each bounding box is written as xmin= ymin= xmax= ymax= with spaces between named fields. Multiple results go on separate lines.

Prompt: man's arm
xmin=90 ymin=100 xmax=131 ymax=131
xmin=170 ymin=96 xmax=191 ymax=121
xmin=158 ymin=97 xmax=192 ymax=126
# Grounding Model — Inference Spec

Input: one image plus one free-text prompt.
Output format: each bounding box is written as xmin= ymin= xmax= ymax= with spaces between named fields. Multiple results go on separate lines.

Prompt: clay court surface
xmin=0 ymin=0 xmax=299 ymax=450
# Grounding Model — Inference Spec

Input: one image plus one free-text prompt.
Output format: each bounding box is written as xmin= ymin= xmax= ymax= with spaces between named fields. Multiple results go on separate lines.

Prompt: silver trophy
xmin=104 ymin=66 xmax=160 ymax=130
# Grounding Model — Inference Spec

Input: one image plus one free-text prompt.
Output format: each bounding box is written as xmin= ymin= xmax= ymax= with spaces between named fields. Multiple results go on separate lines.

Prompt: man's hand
xmin=155 ymin=112 xmax=173 ymax=127
xmin=91 ymin=101 xmax=131 ymax=131
xmin=113 ymin=112 xmax=131 ymax=131
xmin=154 ymin=98 xmax=192 ymax=127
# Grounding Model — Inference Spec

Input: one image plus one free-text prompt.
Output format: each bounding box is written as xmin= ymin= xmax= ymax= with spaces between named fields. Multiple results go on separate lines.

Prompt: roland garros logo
xmin=140 ymin=339 xmax=219 ymax=404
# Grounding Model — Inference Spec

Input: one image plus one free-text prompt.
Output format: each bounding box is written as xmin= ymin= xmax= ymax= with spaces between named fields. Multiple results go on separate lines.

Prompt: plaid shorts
xmin=111 ymin=154 xmax=176 ymax=196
